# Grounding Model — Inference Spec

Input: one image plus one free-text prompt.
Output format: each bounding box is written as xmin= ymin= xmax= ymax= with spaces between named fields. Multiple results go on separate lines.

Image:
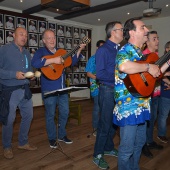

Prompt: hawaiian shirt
xmin=113 ymin=43 xmax=150 ymax=127
xmin=85 ymin=55 xmax=99 ymax=97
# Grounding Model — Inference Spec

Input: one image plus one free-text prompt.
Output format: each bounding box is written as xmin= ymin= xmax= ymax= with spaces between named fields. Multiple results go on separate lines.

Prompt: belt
xmin=99 ymin=83 xmax=114 ymax=88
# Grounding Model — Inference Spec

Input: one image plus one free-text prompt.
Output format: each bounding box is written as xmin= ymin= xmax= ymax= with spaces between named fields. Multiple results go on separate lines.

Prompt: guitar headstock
xmin=80 ymin=36 xmax=91 ymax=45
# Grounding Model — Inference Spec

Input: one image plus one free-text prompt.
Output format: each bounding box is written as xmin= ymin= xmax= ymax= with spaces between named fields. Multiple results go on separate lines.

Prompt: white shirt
xmin=66 ymin=42 xmax=71 ymax=49
xmin=40 ymin=27 xmax=45 ymax=33
xmin=73 ymin=78 xmax=79 ymax=84
xmin=0 ymin=37 xmax=3 ymax=44
xmin=6 ymin=21 xmax=14 ymax=29
xmin=80 ymin=78 xmax=87 ymax=84
xmin=29 ymin=39 xmax=37 ymax=46
xmin=58 ymin=42 xmax=64 ymax=48
xmin=17 ymin=24 xmax=25 ymax=29
xmin=57 ymin=29 xmax=64 ymax=36
xmin=74 ymin=32 xmax=79 ymax=38
xmin=66 ymin=31 xmax=71 ymax=37
xmin=29 ymin=25 xmax=37 ymax=32
xmin=80 ymin=33 xmax=86 ymax=39
xmin=39 ymin=40 xmax=44 ymax=47
xmin=6 ymin=36 xmax=13 ymax=43
xmin=0 ymin=21 xmax=3 ymax=27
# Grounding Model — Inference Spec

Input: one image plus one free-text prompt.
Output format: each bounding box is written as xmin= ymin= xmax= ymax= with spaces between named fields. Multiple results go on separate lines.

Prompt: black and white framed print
xmin=73 ymin=73 xmax=80 ymax=85
xmin=73 ymin=27 xmax=80 ymax=38
xmin=28 ymin=33 xmax=38 ymax=46
xmin=0 ymin=14 xmax=3 ymax=28
xmin=73 ymin=39 xmax=80 ymax=47
xmin=65 ymin=38 xmax=72 ymax=50
xmin=28 ymin=19 xmax=37 ymax=33
xmin=16 ymin=17 xmax=27 ymax=29
xmin=73 ymin=63 xmax=79 ymax=72
xmin=4 ymin=15 xmax=15 ymax=30
xmin=80 ymin=73 xmax=87 ymax=84
xmin=80 ymin=51 xmax=87 ymax=61
xmin=57 ymin=37 xmax=65 ymax=48
xmin=29 ymin=47 xmax=38 ymax=59
xmin=79 ymin=62 xmax=86 ymax=72
xmin=5 ymin=30 xmax=14 ymax=44
xmin=80 ymin=28 xmax=86 ymax=39
xmin=38 ymin=21 xmax=47 ymax=33
xmin=48 ymin=22 xmax=56 ymax=34
xmin=57 ymin=25 xmax=65 ymax=36
xmin=0 ymin=29 xmax=4 ymax=45
xmin=66 ymin=73 xmax=73 ymax=85
xmin=65 ymin=26 xmax=72 ymax=37
xmin=39 ymin=34 xmax=44 ymax=47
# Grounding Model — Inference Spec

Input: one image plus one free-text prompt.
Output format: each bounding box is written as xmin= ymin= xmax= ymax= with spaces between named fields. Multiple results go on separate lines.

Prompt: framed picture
xmin=73 ymin=27 xmax=80 ymax=38
xmin=73 ymin=39 xmax=80 ymax=47
xmin=28 ymin=33 xmax=38 ymax=46
xmin=65 ymin=38 xmax=72 ymax=50
xmin=5 ymin=30 xmax=14 ymax=44
xmin=65 ymin=26 xmax=72 ymax=37
xmin=38 ymin=21 xmax=47 ymax=33
xmin=80 ymin=73 xmax=87 ymax=84
xmin=16 ymin=17 xmax=27 ymax=29
xmin=39 ymin=34 xmax=44 ymax=47
xmin=0 ymin=14 xmax=4 ymax=28
xmin=48 ymin=22 xmax=56 ymax=34
xmin=57 ymin=25 xmax=65 ymax=37
xmin=28 ymin=19 xmax=37 ymax=33
xmin=4 ymin=15 xmax=15 ymax=30
xmin=57 ymin=37 xmax=65 ymax=48
xmin=80 ymin=28 xmax=86 ymax=39
xmin=66 ymin=73 xmax=73 ymax=85
xmin=29 ymin=47 xmax=38 ymax=59
xmin=73 ymin=63 xmax=79 ymax=72
xmin=80 ymin=51 xmax=87 ymax=61
xmin=73 ymin=73 xmax=80 ymax=85
xmin=79 ymin=62 xmax=86 ymax=72
xmin=0 ymin=29 xmax=4 ymax=45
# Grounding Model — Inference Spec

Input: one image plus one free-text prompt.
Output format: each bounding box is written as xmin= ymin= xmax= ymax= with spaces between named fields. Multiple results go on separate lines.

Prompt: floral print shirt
xmin=113 ymin=43 xmax=150 ymax=127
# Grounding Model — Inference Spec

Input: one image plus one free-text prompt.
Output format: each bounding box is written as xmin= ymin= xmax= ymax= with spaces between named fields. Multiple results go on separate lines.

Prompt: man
xmin=73 ymin=74 xmax=79 ymax=84
xmin=142 ymin=31 xmax=163 ymax=158
xmin=93 ymin=21 xmax=123 ymax=169
xmin=29 ymin=34 xmax=37 ymax=46
xmin=57 ymin=26 xmax=64 ymax=36
xmin=5 ymin=16 xmax=14 ymax=29
xmin=39 ymin=22 xmax=45 ymax=33
xmin=17 ymin=19 xmax=25 ymax=29
xmin=113 ymin=17 xmax=170 ymax=170
xmin=74 ymin=28 xmax=79 ymax=38
xmin=6 ymin=31 xmax=14 ymax=44
xmin=31 ymin=29 xmax=85 ymax=148
xmin=85 ymin=40 xmax=105 ymax=136
xmin=29 ymin=21 xmax=37 ymax=33
xmin=0 ymin=27 xmax=37 ymax=159
xmin=58 ymin=38 xmax=64 ymax=48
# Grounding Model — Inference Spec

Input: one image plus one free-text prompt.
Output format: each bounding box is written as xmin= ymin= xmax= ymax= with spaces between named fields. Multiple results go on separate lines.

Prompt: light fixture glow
xmin=127 ymin=12 xmax=130 ymax=15
xmin=56 ymin=9 xmax=59 ymax=11
xmin=166 ymin=4 xmax=169 ymax=7
xmin=98 ymin=18 xmax=101 ymax=21
xmin=20 ymin=0 xmax=23 ymax=2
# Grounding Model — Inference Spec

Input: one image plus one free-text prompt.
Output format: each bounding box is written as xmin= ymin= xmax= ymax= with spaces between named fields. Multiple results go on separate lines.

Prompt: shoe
xmin=157 ymin=136 xmax=169 ymax=143
xmin=58 ymin=136 xmax=73 ymax=144
xmin=93 ymin=128 xmax=97 ymax=137
xmin=104 ymin=148 xmax=118 ymax=157
xmin=4 ymin=148 xmax=14 ymax=159
xmin=142 ymin=145 xmax=153 ymax=158
xmin=49 ymin=140 xmax=57 ymax=149
xmin=93 ymin=154 xmax=109 ymax=169
xmin=147 ymin=141 xmax=163 ymax=150
xmin=18 ymin=143 xmax=37 ymax=151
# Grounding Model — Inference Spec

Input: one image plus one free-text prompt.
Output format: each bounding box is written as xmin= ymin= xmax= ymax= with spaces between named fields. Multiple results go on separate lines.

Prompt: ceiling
xmin=0 ymin=0 xmax=170 ymax=26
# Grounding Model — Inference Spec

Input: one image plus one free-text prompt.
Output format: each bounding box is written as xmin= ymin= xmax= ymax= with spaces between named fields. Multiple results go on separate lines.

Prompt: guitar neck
xmin=155 ymin=51 xmax=170 ymax=66
xmin=62 ymin=45 xmax=80 ymax=60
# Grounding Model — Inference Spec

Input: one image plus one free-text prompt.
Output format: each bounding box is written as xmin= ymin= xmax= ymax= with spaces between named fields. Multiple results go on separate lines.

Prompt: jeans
xmin=92 ymin=95 xmax=99 ymax=129
xmin=43 ymin=93 xmax=69 ymax=140
xmin=93 ymin=84 xmax=116 ymax=157
xmin=118 ymin=123 xmax=146 ymax=170
xmin=158 ymin=97 xmax=170 ymax=136
xmin=146 ymin=96 xmax=160 ymax=143
xmin=2 ymin=89 xmax=33 ymax=148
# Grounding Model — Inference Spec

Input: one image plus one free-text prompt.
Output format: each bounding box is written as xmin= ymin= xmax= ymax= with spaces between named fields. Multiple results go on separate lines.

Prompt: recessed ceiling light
xmin=20 ymin=0 xmax=23 ymax=2
xmin=166 ymin=4 xmax=169 ymax=7
xmin=127 ymin=12 xmax=130 ymax=15
xmin=56 ymin=9 xmax=59 ymax=11
xmin=98 ymin=19 xmax=101 ymax=21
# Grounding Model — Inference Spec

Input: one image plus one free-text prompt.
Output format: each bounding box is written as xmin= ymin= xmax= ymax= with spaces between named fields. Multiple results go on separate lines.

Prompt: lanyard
xmin=24 ymin=54 xmax=28 ymax=69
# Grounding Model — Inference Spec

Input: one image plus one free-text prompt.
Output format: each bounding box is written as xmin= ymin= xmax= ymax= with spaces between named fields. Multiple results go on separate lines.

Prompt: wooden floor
xmin=0 ymin=99 xmax=170 ymax=170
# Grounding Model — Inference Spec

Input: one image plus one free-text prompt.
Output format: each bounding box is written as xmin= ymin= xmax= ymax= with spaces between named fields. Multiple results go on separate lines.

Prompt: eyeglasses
xmin=113 ymin=28 xmax=124 ymax=32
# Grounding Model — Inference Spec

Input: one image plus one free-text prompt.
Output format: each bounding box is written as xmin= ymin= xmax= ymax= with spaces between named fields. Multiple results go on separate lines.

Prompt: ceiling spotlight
xmin=166 ymin=4 xmax=169 ymax=7
xmin=98 ymin=19 xmax=101 ymax=21
xmin=127 ymin=12 xmax=130 ymax=15
xmin=20 ymin=0 xmax=23 ymax=2
xmin=56 ymin=9 xmax=59 ymax=11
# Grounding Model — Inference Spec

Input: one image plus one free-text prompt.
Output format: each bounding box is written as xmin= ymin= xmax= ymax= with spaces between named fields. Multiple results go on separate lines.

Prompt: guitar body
xmin=124 ymin=53 xmax=163 ymax=97
xmin=41 ymin=49 xmax=72 ymax=80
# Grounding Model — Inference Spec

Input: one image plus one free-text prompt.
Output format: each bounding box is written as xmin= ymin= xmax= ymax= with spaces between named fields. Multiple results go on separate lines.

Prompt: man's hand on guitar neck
xmin=76 ymin=44 xmax=86 ymax=58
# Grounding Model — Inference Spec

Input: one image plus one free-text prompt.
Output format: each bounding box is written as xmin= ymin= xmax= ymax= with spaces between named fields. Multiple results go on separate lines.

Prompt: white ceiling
xmin=0 ymin=0 xmax=170 ymax=26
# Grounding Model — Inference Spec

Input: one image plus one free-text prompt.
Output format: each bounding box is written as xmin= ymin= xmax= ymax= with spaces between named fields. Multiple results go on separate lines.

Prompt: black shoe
xmin=142 ymin=145 xmax=153 ymax=158
xmin=49 ymin=139 xmax=57 ymax=149
xmin=147 ymin=141 xmax=163 ymax=150
xmin=58 ymin=136 xmax=73 ymax=144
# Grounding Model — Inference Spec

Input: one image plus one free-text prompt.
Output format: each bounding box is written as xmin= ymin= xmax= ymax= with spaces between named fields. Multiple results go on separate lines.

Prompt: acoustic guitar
xmin=41 ymin=36 xmax=90 ymax=80
xmin=123 ymin=51 xmax=170 ymax=97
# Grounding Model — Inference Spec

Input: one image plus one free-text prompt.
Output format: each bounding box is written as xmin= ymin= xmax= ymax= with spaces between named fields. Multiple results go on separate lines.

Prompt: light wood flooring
xmin=0 ymin=99 xmax=170 ymax=170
